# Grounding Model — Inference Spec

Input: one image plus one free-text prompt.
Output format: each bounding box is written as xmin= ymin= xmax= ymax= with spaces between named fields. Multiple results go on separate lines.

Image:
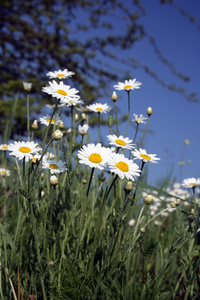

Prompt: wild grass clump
xmin=0 ymin=72 xmax=199 ymax=299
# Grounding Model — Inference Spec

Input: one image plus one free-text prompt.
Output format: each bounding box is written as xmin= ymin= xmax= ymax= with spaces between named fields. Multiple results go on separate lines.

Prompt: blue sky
xmin=83 ymin=0 xmax=200 ymax=185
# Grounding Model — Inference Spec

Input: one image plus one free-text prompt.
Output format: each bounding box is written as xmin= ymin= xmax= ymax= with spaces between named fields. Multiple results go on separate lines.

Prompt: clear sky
xmin=82 ymin=0 xmax=200 ymax=185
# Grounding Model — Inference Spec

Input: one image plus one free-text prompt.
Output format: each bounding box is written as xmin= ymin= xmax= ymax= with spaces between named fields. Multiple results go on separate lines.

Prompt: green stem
xmin=106 ymin=174 xmax=118 ymax=199
xmin=133 ymin=123 xmax=139 ymax=144
xmin=132 ymin=161 xmax=145 ymax=203
xmin=138 ymin=116 xmax=150 ymax=149
xmin=114 ymin=102 xmax=119 ymax=136
xmin=97 ymin=112 xmax=100 ymax=143
xmin=27 ymin=93 xmax=30 ymax=141
xmin=86 ymin=167 xmax=95 ymax=197
xmin=125 ymin=91 xmax=130 ymax=137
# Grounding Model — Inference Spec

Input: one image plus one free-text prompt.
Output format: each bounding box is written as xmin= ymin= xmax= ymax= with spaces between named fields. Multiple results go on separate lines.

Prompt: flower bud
xmin=141 ymin=227 xmax=145 ymax=233
xmin=50 ymin=175 xmax=59 ymax=186
xmin=78 ymin=124 xmax=89 ymax=136
xmin=146 ymin=107 xmax=153 ymax=116
xmin=143 ymin=195 xmax=153 ymax=205
xmin=75 ymin=114 xmax=79 ymax=121
xmin=82 ymin=178 xmax=87 ymax=185
xmin=31 ymin=120 xmax=38 ymax=130
xmin=111 ymin=91 xmax=118 ymax=102
xmin=82 ymin=113 xmax=87 ymax=120
xmin=52 ymin=129 xmax=63 ymax=140
xmin=128 ymin=219 xmax=135 ymax=226
xmin=59 ymin=121 xmax=65 ymax=129
xmin=23 ymin=82 xmax=32 ymax=92
xmin=124 ymin=181 xmax=134 ymax=194
xmin=41 ymin=191 xmax=45 ymax=199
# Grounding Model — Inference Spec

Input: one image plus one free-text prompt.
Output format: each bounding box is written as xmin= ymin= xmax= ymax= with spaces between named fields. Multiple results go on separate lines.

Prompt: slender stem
xmin=106 ymin=174 xmax=118 ymax=199
xmin=125 ymin=91 xmax=130 ymax=137
xmin=114 ymin=102 xmax=119 ymax=136
xmin=86 ymin=167 xmax=95 ymax=197
xmin=27 ymin=93 xmax=30 ymax=142
xmin=132 ymin=161 xmax=145 ymax=203
xmin=97 ymin=112 xmax=100 ymax=143
xmin=133 ymin=123 xmax=139 ymax=144
xmin=138 ymin=116 xmax=150 ymax=149
xmin=133 ymin=205 xmax=145 ymax=239
xmin=23 ymin=157 xmax=26 ymax=181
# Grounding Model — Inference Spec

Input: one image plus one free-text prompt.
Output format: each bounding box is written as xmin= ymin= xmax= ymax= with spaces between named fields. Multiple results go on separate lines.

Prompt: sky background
xmin=75 ymin=0 xmax=200 ymax=186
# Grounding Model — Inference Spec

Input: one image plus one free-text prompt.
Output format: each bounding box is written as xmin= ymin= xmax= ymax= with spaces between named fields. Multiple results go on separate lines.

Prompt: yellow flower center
xmin=96 ymin=108 xmax=103 ymax=111
xmin=89 ymin=153 xmax=102 ymax=164
xmin=47 ymin=119 xmax=55 ymax=123
xmin=19 ymin=146 xmax=31 ymax=153
xmin=57 ymin=74 xmax=65 ymax=77
xmin=32 ymin=157 xmax=37 ymax=163
xmin=49 ymin=164 xmax=58 ymax=169
xmin=2 ymin=146 xmax=8 ymax=149
xmin=57 ymin=89 xmax=67 ymax=96
xmin=137 ymin=119 xmax=141 ymax=122
xmin=190 ymin=183 xmax=197 ymax=187
xmin=0 ymin=170 xmax=5 ymax=174
xmin=115 ymin=139 xmax=126 ymax=146
xmin=140 ymin=154 xmax=151 ymax=160
xmin=116 ymin=161 xmax=129 ymax=172
xmin=124 ymin=85 xmax=132 ymax=90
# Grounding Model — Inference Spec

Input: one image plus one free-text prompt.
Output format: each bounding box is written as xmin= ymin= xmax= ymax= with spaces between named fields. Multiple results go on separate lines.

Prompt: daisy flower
xmin=60 ymin=97 xmax=84 ymax=107
xmin=132 ymin=148 xmax=160 ymax=164
xmin=107 ymin=153 xmax=141 ymax=180
xmin=40 ymin=115 xmax=63 ymax=126
xmin=46 ymin=69 xmax=75 ymax=79
xmin=78 ymin=124 xmax=89 ymax=135
xmin=86 ymin=103 xmax=111 ymax=114
xmin=0 ymin=168 xmax=10 ymax=176
xmin=42 ymin=80 xmax=79 ymax=101
xmin=42 ymin=158 xmax=67 ymax=174
xmin=23 ymin=82 xmax=32 ymax=92
xmin=77 ymin=143 xmax=112 ymax=170
xmin=132 ymin=114 xmax=147 ymax=124
xmin=0 ymin=144 xmax=8 ymax=151
xmin=8 ymin=141 xmax=42 ymax=162
xmin=113 ymin=79 xmax=142 ymax=91
xmin=107 ymin=134 xmax=135 ymax=150
xmin=128 ymin=219 xmax=136 ymax=226
xmin=43 ymin=152 xmax=55 ymax=160
xmin=181 ymin=177 xmax=200 ymax=189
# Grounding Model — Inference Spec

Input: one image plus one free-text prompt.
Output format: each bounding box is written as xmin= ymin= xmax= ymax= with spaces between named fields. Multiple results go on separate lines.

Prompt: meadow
xmin=0 ymin=71 xmax=199 ymax=300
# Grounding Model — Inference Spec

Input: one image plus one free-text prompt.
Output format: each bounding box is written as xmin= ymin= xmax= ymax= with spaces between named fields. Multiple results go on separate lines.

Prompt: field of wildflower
xmin=0 ymin=70 xmax=200 ymax=299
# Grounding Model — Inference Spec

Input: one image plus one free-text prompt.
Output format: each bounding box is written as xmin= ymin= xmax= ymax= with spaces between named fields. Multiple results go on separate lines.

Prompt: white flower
xmin=42 ymin=80 xmax=79 ymax=101
xmin=113 ymin=79 xmax=142 ymax=91
xmin=43 ymin=152 xmax=55 ymax=160
xmin=0 ymin=168 xmax=10 ymax=176
xmin=60 ymin=97 xmax=84 ymax=107
xmin=46 ymin=69 xmax=75 ymax=79
xmin=40 ymin=115 xmax=63 ymax=126
xmin=107 ymin=153 xmax=141 ymax=180
xmin=181 ymin=177 xmax=200 ymax=188
xmin=132 ymin=114 xmax=147 ymax=124
xmin=8 ymin=141 xmax=42 ymax=162
xmin=77 ymin=143 xmax=112 ymax=170
xmin=86 ymin=103 xmax=111 ymax=114
xmin=32 ymin=154 xmax=42 ymax=164
xmin=132 ymin=148 xmax=160 ymax=163
xmin=23 ymin=82 xmax=32 ymax=92
xmin=107 ymin=135 xmax=135 ymax=150
xmin=0 ymin=144 xmax=8 ymax=151
xmin=42 ymin=158 xmax=67 ymax=174
xmin=78 ymin=124 xmax=89 ymax=135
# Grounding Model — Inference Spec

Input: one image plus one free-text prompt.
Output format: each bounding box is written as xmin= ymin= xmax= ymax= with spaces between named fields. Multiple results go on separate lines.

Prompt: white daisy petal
xmin=132 ymin=148 xmax=160 ymax=164
xmin=113 ymin=78 xmax=142 ymax=91
xmin=46 ymin=69 xmax=75 ymax=79
xmin=86 ymin=103 xmax=111 ymax=114
xmin=8 ymin=141 xmax=42 ymax=162
xmin=107 ymin=134 xmax=135 ymax=150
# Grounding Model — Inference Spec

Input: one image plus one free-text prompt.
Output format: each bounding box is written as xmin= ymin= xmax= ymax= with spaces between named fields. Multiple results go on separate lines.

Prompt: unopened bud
xmin=59 ymin=121 xmax=65 ymax=129
xmin=41 ymin=191 xmax=45 ymax=199
xmin=75 ymin=114 xmax=79 ymax=121
xmin=146 ymin=107 xmax=153 ymax=116
xmin=82 ymin=113 xmax=87 ymax=120
xmin=124 ymin=181 xmax=134 ymax=194
xmin=82 ymin=178 xmax=87 ymax=185
xmin=78 ymin=124 xmax=89 ymax=136
xmin=143 ymin=195 xmax=153 ymax=205
xmin=175 ymin=199 xmax=181 ymax=206
xmin=50 ymin=175 xmax=59 ymax=186
xmin=170 ymin=201 xmax=176 ymax=208
xmin=141 ymin=227 xmax=145 ymax=233
xmin=23 ymin=82 xmax=32 ymax=92
xmin=111 ymin=91 xmax=118 ymax=102
xmin=52 ymin=129 xmax=63 ymax=140
xmin=31 ymin=120 xmax=38 ymax=130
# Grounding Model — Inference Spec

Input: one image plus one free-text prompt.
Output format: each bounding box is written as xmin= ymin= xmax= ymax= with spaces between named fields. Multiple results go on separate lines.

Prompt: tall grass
xmin=0 ymin=76 xmax=199 ymax=300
